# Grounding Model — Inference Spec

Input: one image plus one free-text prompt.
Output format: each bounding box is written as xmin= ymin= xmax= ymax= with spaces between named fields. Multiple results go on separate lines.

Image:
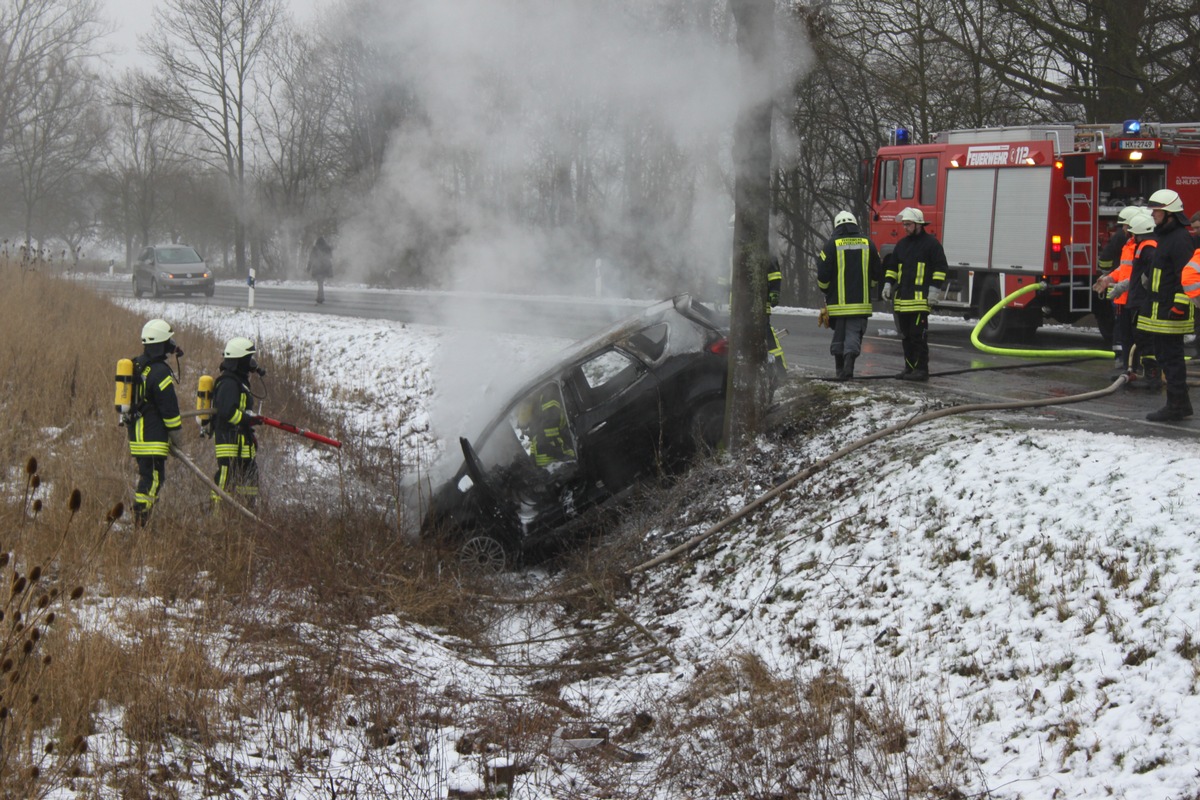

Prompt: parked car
xmin=421 ymin=295 xmax=731 ymax=570
xmin=132 ymin=245 xmax=214 ymax=298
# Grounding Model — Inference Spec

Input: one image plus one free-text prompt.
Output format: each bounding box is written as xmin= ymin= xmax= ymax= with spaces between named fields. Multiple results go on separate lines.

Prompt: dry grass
xmin=0 ymin=261 xmax=970 ymax=798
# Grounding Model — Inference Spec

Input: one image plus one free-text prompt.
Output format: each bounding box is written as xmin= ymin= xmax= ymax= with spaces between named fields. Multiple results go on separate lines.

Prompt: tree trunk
xmin=725 ymin=0 xmax=776 ymax=452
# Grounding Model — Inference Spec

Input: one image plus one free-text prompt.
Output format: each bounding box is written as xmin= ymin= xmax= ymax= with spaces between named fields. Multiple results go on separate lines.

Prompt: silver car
xmin=132 ymin=245 xmax=215 ymax=298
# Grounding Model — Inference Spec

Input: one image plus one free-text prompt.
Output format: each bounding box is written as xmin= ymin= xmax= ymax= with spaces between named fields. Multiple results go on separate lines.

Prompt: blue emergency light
xmin=895 ymin=126 xmax=910 ymax=146
xmin=1123 ymin=119 xmax=1141 ymax=135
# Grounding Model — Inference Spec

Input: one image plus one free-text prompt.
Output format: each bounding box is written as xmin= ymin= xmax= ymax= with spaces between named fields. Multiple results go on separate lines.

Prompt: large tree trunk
xmin=724 ymin=0 xmax=776 ymax=452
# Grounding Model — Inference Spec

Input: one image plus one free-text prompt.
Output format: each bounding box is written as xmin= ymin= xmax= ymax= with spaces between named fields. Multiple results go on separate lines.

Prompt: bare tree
xmin=7 ymin=54 xmax=108 ymax=247
xmin=139 ymin=0 xmax=283 ymax=276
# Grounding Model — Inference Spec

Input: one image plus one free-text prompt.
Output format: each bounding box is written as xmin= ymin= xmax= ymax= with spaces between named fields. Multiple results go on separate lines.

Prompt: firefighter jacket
xmin=1181 ymin=248 xmax=1200 ymax=305
xmin=1137 ymin=215 xmax=1195 ymax=335
xmin=884 ymin=229 xmax=947 ymax=313
xmin=816 ymin=223 xmax=881 ymax=317
xmin=529 ymin=394 xmax=575 ymax=468
xmin=1127 ymin=237 xmax=1157 ymax=310
xmin=126 ymin=353 xmax=182 ymax=457
xmin=1098 ymin=228 xmax=1129 ymax=273
xmin=211 ymin=362 xmax=257 ymax=460
xmin=1106 ymin=239 xmax=1143 ymax=306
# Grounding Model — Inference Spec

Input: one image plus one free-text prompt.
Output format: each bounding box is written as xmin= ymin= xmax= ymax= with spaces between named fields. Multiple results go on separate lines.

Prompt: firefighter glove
xmin=881 ymin=283 xmax=893 ymax=302
xmin=245 ymin=411 xmax=263 ymax=426
xmin=929 ymin=286 xmax=945 ymax=304
xmin=817 ymin=307 xmax=831 ymax=328
xmin=768 ymin=290 xmax=780 ymax=307
xmin=1109 ymin=280 xmax=1130 ymax=300
xmin=168 ymin=428 xmax=185 ymax=449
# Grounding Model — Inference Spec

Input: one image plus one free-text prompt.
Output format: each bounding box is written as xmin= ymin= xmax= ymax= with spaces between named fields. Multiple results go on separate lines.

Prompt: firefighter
xmin=126 ymin=319 xmax=185 ymax=527
xmin=1094 ymin=207 xmax=1147 ymax=376
xmin=1138 ymin=190 xmax=1195 ymax=421
xmin=207 ymin=337 xmax=264 ymax=508
xmin=817 ymin=210 xmax=881 ymax=380
xmin=881 ymin=207 xmax=948 ymax=381
xmin=519 ymin=384 xmax=577 ymax=471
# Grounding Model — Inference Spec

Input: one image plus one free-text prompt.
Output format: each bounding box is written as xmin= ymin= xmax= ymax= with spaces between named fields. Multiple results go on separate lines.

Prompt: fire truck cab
xmin=869 ymin=121 xmax=1200 ymax=341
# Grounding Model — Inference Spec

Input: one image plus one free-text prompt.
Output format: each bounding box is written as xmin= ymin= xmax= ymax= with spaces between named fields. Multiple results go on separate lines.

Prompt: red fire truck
xmin=869 ymin=121 xmax=1200 ymax=341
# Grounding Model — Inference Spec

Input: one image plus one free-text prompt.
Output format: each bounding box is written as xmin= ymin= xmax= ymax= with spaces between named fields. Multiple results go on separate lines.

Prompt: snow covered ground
xmin=95 ymin=285 xmax=1200 ymax=799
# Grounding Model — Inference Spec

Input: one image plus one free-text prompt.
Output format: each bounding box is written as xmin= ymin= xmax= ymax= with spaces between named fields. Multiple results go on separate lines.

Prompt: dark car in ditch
xmin=421 ymin=295 xmax=731 ymax=570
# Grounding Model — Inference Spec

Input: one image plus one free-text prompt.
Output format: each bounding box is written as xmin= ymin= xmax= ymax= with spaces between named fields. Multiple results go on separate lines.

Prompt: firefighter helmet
xmin=141 ymin=319 xmax=174 ymax=345
xmin=1117 ymin=206 xmax=1141 ymax=225
xmin=834 ymin=210 xmax=857 ymax=227
xmin=1148 ymin=189 xmax=1184 ymax=213
xmin=897 ymin=207 xmax=927 ymax=225
xmin=223 ymin=336 xmax=257 ymax=359
xmin=1129 ymin=212 xmax=1156 ymax=236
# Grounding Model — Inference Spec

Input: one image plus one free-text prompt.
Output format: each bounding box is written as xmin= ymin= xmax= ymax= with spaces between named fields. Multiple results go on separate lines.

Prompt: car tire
xmin=689 ymin=399 xmax=725 ymax=454
xmin=133 ymin=275 xmax=144 ymax=298
xmin=979 ymin=281 xmax=1013 ymax=343
xmin=459 ymin=535 xmax=507 ymax=573
xmin=204 ymin=285 xmax=215 ymax=298
xmin=151 ymin=278 xmax=163 ymax=298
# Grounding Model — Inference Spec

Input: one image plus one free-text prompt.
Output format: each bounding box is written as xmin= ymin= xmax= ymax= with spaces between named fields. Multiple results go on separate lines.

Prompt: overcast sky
xmin=101 ymin=0 xmax=322 ymax=68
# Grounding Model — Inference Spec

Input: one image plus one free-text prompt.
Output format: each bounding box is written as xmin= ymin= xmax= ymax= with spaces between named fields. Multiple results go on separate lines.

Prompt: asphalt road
xmin=93 ymin=277 xmax=1199 ymax=439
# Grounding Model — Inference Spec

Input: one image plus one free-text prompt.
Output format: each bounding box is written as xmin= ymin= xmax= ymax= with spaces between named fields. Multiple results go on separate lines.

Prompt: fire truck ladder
xmin=1066 ymin=176 xmax=1096 ymax=314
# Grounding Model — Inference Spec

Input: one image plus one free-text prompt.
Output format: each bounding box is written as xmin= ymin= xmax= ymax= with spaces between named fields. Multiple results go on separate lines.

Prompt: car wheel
xmin=151 ymin=278 xmax=163 ymax=298
xmin=204 ymin=285 xmax=215 ymax=298
xmin=979 ymin=281 xmax=1013 ymax=342
xmin=689 ymin=399 xmax=725 ymax=454
xmin=133 ymin=275 xmax=144 ymax=298
xmin=459 ymin=535 xmax=507 ymax=572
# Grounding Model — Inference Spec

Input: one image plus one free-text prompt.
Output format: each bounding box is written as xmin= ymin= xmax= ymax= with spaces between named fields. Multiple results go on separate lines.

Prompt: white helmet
xmin=833 ymin=210 xmax=857 ymax=227
xmin=141 ymin=319 xmax=174 ymax=345
xmin=223 ymin=336 xmax=256 ymax=359
xmin=1117 ymin=206 xmax=1141 ymax=225
xmin=1148 ymin=189 xmax=1184 ymax=213
xmin=1129 ymin=211 xmax=1156 ymax=236
xmin=897 ymin=207 xmax=927 ymax=225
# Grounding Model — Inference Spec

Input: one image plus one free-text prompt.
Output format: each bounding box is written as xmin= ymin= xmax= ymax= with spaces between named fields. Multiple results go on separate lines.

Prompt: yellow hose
xmin=970 ymin=281 xmax=1114 ymax=359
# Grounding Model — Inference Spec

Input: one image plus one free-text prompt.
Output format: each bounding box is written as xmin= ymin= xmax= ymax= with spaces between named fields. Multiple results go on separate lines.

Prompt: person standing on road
xmin=817 ymin=210 xmax=880 ymax=380
xmin=126 ymin=319 xmax=185 ymax=527
xmin=1138 ymin=190 xmax=1195 ymax=421
xmin=1095 ymin=206 xmax=1141 ymax=368
xmin=207 ymin=337 xmax=264 ymax=508
xmin=306 ymin=236 xmax=333 ymax=305
xmin=881 ymin=207 xmax=947 ymax=381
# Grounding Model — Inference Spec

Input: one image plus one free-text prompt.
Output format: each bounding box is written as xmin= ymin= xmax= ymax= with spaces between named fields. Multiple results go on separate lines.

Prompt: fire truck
xmin=869 ymin=121 xmax=1200 ymax=341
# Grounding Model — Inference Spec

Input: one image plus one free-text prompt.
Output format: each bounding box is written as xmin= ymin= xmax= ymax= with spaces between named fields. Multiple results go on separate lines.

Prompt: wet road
xmin=93 ymin=277 xmax=1197 ymax=439
xmin=773 ymin=308 xmax=1200 ymax=440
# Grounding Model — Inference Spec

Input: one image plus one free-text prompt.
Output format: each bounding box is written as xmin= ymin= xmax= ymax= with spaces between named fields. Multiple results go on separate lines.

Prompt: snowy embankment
xmin=105 ymin=290 xmax=1200 ymax=799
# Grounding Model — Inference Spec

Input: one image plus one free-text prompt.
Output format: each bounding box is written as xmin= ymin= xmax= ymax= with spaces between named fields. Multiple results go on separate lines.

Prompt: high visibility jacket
xmin=816 ymin=223 xmax=881 ymax=317
xmin=1107 ymin=261 xmax=1132 ymax=306
xmin=1137 ymin=217 xmax=1195 ymax=335
xmin=126 ymin=354 xmax=182 ymax=458
xmin=212 ymin=362 xmax=257 ymax=460
xmin=1182 ymin=248 xmax=1200 ymax=304
xmin=1098 ymin=227 xmax=1129 ymax=273
xmin=529 ymin=396 xmax=575 ymax=467
xmin=884 ymin=229 xmax=948 ymax=313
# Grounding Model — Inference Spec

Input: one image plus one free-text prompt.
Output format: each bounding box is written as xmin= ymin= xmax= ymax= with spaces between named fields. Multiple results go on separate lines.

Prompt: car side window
xmin=138 ymin=248 xmax=152 ymax=263
xmin=576 ymin=349 xmax=644 ymax=409
xmin=623 ymin=323 xmax=669 ymax=363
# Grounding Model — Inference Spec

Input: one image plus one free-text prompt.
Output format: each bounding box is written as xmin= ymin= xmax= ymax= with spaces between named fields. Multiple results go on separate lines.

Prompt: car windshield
xmin=473 ymin=382 xmax=577 ymax=491
xmin=157 ymin=246 xmax=202 ymax=265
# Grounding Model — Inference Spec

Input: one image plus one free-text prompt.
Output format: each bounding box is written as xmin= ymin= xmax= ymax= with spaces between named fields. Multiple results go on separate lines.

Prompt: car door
xmin=567 ymin=346 xmax=661 ymax=497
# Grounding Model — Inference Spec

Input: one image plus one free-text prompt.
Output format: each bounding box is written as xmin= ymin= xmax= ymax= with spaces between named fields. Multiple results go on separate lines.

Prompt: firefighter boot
xmin=840 ymin=354 xmax=857 ymax=380
xmin=1146 ymin=389 xmax=1192 ymax=422
xmin=134 ymin=505 xmax=150 ymax=528
xmin=834 ymin=354 xmax=845 ymax=380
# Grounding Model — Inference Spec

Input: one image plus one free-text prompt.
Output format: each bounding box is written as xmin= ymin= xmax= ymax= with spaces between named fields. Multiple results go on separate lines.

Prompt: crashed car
xmin=421 ymin=295 xmax=730 ymax=570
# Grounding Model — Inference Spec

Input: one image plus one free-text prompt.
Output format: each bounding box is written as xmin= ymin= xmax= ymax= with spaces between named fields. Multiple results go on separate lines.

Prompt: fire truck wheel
xmin=980 ymin=283 xmax=1015 ymax=343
